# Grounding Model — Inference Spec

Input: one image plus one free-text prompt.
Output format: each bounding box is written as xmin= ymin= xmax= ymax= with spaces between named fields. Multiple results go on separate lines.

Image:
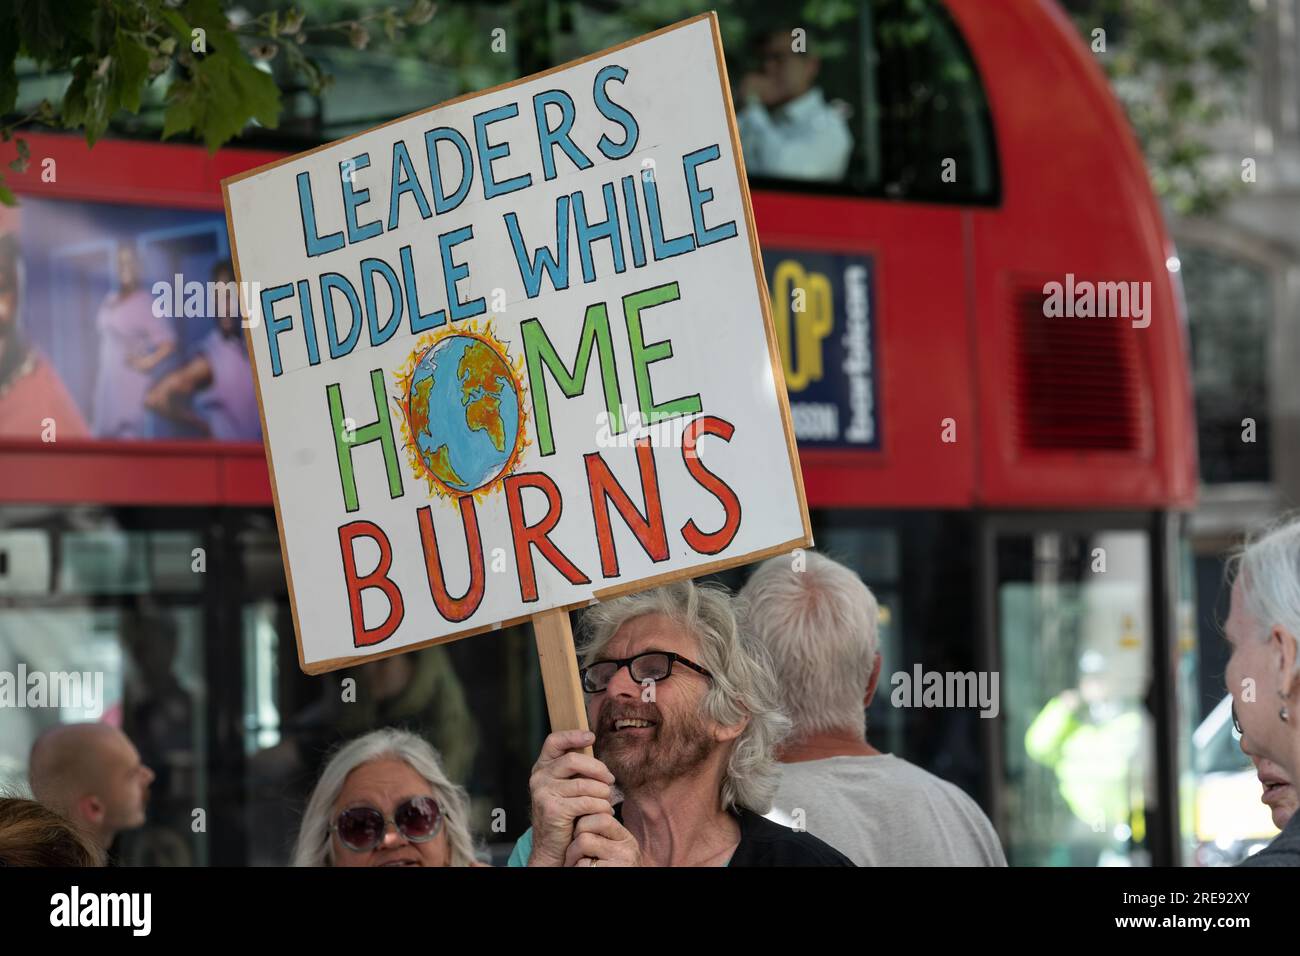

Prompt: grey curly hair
xmin=578 ymin=579 xmax=792 ymax=814
xmin=291 ymin=727 xmax=478 ymax=867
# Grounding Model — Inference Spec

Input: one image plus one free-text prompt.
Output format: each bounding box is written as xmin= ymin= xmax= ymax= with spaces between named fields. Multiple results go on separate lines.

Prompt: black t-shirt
xmin=726 ymin=808 xmax=855 ymax=867
xmin=606 ymin=803 xmax=855 ymax=866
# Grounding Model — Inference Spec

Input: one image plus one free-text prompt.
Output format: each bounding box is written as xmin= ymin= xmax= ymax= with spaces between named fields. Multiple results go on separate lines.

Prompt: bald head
xmin=29 ymin=724 xmax=154 ymax=849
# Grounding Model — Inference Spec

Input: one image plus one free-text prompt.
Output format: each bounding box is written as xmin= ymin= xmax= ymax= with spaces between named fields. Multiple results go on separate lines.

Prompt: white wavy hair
xmin=291 ymin=727 xmax=478 ymax=867
xmin=578 ymin=579 xmax=791 ymax=814
xmin=1232 ymin=514 xmax=1300 ymax=674
xmin=739 ymin=551 xmax=879 ymax=742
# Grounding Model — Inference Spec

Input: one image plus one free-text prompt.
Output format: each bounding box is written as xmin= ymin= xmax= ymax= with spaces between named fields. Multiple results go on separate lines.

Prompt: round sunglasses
xmin=328 ymin=796 xmax=443 ymax=852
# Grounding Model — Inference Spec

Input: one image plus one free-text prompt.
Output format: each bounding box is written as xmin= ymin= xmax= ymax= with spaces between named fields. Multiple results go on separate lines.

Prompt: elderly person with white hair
xmin=292 ymin=727 xmax=482 ymax=867
xmin=739 ymin=550 xmax=1006 ymax=866
xmin=509 ymin=579 xmax=853 ymax=866
xmin=1227 ymin=518 xmax=1300 ymax=866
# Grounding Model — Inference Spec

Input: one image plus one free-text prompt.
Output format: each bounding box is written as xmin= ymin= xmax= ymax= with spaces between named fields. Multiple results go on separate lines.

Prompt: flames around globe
xmin=399 ymin=331 xmax=524 ymax=495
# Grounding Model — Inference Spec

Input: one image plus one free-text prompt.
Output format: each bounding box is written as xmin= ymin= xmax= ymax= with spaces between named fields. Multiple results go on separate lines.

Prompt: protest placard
xmin=222 ymin=13 xmax=811 ymax=719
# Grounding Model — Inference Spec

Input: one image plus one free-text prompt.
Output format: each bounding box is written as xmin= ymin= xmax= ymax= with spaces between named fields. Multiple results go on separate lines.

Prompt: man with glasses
xmin=508 ymin=580 xmax=853 ymax=866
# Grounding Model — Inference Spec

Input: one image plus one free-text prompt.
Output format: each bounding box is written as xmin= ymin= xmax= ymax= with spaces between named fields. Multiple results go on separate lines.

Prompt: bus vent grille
xmin=1013 ymin=284 xmax=1142 ymax=452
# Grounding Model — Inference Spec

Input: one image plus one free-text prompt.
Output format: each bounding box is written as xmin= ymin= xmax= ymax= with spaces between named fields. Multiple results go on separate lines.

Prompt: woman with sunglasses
xmin=292 ymin=727 xmax=482 ymax=866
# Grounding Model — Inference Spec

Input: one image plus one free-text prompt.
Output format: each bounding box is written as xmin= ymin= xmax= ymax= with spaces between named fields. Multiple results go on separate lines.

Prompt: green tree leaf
xmin=162 ymin=50 xmax=280 ymax=150
xmin=108 ymin=31 xmax=151 ymax=115
xmin=161 ymin=80 xmax=197 ymax=140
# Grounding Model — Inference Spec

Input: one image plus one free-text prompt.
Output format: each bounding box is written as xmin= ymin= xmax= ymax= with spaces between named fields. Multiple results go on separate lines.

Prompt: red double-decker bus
xmin=0 ymin=0 xmax=1207 ymax=866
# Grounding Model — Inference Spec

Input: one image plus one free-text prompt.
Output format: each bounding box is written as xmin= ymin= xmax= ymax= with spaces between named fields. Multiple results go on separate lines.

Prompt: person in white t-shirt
xmin=739 ymin=551 xmax=1006 ymax=866
xmin=736 ymin=28 xmax=853 ymax=182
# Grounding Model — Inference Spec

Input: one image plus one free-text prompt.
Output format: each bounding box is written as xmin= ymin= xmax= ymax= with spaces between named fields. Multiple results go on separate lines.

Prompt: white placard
xmin=223 ymin=14 xmax=809 ymax=673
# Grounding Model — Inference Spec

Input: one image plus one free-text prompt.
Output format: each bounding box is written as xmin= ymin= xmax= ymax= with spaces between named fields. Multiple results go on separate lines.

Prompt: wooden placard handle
xmin=532 ymin=607 xmax=593 ymax=757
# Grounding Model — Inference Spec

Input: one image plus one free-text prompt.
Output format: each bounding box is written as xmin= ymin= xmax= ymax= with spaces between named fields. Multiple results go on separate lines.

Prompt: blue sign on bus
xmin=762 ymin=249 xmax=880 ymax=450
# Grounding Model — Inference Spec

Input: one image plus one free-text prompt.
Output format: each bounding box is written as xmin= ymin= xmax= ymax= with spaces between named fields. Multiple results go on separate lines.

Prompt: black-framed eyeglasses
xmin=579 ymin=651 xmax=713 ymax=693
xmin=328 ymin=796 xmax=443 ymax=852
xmin=1231 ymin=704 xmax=1243 ymax=737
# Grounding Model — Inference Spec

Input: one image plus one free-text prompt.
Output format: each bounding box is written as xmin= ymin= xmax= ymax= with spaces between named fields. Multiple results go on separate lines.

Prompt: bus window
xmin=861 ymin=0 xmax=999 ymax=202
xmin=0 ymin=507 xmax=210 ymax=866
xmin=8 ymin=0 xmax=998 ymax=204
xmin=1181 ymin=245 xmax=1273 ymax=484
xmin=733 ymin=24 xmax=858 ymax=184
xmin=490 ymin=0 xmax=998 ymax=201
xmin=994 ymin=528 xmax=1155 ymax=866
xmin=726 ymin=0 xmax=1000 ymax=201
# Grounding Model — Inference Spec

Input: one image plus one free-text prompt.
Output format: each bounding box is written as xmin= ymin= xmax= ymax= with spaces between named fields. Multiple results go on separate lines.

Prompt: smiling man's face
xmin=587 ymin=614 xmax=717 ymax=795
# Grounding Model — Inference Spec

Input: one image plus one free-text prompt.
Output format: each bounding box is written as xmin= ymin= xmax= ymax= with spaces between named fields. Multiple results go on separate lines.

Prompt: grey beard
xmin=596 ymin=716 xmax=716 ymax=794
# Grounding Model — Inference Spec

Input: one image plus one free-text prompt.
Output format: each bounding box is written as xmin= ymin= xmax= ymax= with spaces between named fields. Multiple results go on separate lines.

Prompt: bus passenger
xmin=736 ymin=28 xmax=853 ymax=183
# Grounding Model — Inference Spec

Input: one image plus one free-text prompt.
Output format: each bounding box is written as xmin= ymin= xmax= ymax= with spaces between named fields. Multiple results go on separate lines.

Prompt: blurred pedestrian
xmin=28 ymin=723 xmax=155 ymax=858
xmin=1025 ymin=650 xmax=1146 ymax=865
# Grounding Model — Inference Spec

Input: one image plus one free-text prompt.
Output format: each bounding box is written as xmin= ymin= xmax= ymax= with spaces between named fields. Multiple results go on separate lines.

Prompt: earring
xmin=1282 ymin=704 xmax=1291 ymax=723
